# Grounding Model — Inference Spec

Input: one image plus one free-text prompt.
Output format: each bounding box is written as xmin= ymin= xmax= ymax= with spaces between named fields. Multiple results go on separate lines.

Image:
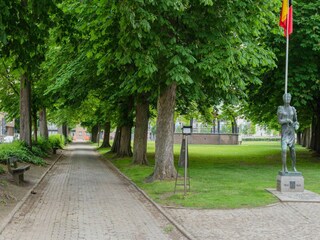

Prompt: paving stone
xmin=266 ymin=188 xmax=320 ymax=202
xmin=8 ymin=142 xmax=320 ymax=240
xmin=0 ymin=144 xmax=185 ymax=240
xmin=165 ymin=202 xmax=320 ymax=240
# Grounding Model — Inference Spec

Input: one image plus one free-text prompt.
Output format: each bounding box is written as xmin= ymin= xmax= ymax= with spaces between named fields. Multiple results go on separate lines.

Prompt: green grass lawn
xmin=98 ymin=141 xmax=320 ymax=209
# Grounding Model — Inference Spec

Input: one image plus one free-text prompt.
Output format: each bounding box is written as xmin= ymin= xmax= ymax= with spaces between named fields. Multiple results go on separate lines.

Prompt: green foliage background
xmin=0 ymin=141 xmax=45 ymax=165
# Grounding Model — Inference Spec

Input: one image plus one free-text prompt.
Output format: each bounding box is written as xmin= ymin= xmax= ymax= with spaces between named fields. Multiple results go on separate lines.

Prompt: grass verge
xmin=98 ymin=141 xmax=320 ymax=209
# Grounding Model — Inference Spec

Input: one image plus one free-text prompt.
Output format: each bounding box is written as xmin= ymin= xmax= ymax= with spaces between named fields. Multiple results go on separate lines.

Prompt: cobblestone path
xmin=0 ymin=143 xmax=185 ymax=240
xmin=166 ymin=200 xmax=320 ymax=239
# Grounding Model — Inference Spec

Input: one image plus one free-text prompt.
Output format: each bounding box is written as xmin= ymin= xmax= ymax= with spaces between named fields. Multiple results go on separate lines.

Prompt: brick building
xmin=71 ymin=125 xmax=90 ymax=142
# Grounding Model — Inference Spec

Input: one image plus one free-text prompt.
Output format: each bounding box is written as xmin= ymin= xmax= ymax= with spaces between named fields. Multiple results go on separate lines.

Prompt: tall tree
xmin=245 ymin=0 xmax=320 ymax=153
xmin=100 ymin=121 xmax=111 ymax=148
xmin=0 ymin=0 xmax=61 ymax=147
xmin=3 ymin=0 xmax=278 ymax=179
xmin=151 ymin=83 xmax=178 ymax=180
xmin=0 ymin=58 xmax=20 ymax=121
xmin=39 ymin=108 xmax=49 ymax=139
xmin=20 ymin=73 xmax=32 ymax=145
xmin=133 ymin=94 xmax=150 ymax=165
xmin=114 ymin=1 xmax=277 ymax=181
xmin=69 ymin=0 xmax=275 ymax=180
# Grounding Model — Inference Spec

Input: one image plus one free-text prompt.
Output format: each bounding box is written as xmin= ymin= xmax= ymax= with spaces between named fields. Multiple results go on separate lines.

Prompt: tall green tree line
xmin=245 ymin=0 xmax=320 ymax=153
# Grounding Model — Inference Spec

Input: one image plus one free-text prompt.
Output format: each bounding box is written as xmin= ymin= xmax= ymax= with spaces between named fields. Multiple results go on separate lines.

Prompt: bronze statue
xmin=277 ymin=93 xmax=299 ymax=173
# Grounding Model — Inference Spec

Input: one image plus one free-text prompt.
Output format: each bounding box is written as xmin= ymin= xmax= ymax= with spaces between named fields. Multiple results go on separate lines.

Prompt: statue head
xmin=283 ymin=93 xmax=291 ymax=105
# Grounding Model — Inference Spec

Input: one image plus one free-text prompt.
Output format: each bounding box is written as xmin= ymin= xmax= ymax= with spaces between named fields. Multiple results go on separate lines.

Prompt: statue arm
xmin=293 ymin=107 xmax=298 ymax=122
xmin=292 ymin=107 xmax=299 ymax=130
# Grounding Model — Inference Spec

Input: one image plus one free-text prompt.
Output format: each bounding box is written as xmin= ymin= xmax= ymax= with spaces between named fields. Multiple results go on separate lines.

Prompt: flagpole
xmin=285 ymin=2 xmax=290 ymax=95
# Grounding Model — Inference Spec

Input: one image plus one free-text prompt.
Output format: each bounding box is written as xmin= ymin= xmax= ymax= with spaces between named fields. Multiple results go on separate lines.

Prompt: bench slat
xmin=11 ymin=165 xmax=30 ymax=173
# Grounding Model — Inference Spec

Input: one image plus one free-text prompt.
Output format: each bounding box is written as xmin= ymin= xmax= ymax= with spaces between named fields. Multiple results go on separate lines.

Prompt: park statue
xmin=277 ymin=93 xmax=299 ymax=173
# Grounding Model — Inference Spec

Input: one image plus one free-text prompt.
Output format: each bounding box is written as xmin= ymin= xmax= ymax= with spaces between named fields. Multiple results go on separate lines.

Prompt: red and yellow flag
xmin=279 ymin=0 xmax=293 ymax=36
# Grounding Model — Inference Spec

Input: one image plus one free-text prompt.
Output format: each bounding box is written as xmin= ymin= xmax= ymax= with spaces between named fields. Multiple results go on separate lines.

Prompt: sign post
xmin=174 ymin=126 xmax=192 ymax=196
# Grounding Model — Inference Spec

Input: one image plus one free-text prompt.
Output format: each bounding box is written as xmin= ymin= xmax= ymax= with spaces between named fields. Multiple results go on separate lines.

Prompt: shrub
xmin=32 ymin=145 xmax=47 ymax=158
xmin=0 ymin=166 xmax=4 ymax=174
xmin=32 ymin=137 xmax=51 ymax=157
xmin=0 ymin=141 xmax=45 ymax=165
xmin=49 ymin=134 xmax=65 ymax=149
xmin=66 ymin=136 xmax=73 ymax=143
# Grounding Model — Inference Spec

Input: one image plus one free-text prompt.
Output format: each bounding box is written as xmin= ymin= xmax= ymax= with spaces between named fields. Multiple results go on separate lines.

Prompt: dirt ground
xmin=0 ymin=150 xmax=62 ymax=228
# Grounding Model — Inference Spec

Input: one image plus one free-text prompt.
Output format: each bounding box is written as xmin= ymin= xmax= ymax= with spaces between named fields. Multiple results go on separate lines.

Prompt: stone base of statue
xmin=276 ymin=171 xmax=304 ymax=192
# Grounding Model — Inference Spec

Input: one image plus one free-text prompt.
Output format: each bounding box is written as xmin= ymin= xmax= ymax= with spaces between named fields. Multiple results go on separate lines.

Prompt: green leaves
xmin=199 ymin=0 xmax=214 ymax=6
xmin=244 ymin=0 xmax=320 ymax=130
xmin=1 ymin=0 xmax=287 ymax=134
xmin=167 ymin=65 xmax=192 ymax=84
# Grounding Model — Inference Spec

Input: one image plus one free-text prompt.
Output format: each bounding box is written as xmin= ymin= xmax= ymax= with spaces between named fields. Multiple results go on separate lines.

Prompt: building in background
xmin=0 ymin=112 xmax=16 ymax=142
xmin=0 ymin=112 xmax=15 ymax=136
xmin=48 ymin=123 xmax=59 ymax=135
xmin=71 ymin=125 xmax=90 ymax=142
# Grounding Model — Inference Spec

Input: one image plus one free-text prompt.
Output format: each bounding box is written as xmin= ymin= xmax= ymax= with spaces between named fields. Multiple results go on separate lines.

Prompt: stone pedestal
xmin=276 ymin=172 xmax=304 ymax=192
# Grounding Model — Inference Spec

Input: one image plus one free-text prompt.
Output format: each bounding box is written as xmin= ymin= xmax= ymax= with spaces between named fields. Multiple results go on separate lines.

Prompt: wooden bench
xmin=7 ymin=157 xmax=30 ymax=185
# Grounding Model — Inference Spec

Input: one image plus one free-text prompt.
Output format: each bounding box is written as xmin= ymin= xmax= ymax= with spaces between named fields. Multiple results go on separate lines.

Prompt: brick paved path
xmin=166 ymin=202 xmax=320 ymax=240
xmin=0 ymin=143 xmax=185 ymax=240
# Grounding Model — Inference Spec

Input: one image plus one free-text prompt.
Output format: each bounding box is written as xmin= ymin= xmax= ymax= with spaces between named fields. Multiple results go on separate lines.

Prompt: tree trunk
xmin=62 ymin=124 xmax=68 ymax=140
xmin=212 ymin=118 xmax=217 ymax=134
xmin=100 ymin=121 xmax=111 ymax=148
xmin=297 ymin=132 xmax=302 ymax=145
xmin=117 ymin=125 xmax=132 ymax=157
xmin=313 ymin=116 xmax=320 ymax=154
xmin=301 ymin=126 xmax=311 ymax=148
xmin=32 ymin=109 xmax=38 ymax=143
xmin=110 ymin=127 xmax=121 ymax=153
xmin=133 ymin=95 xmax=149 ymax=165
xmin=39 ymin=108 xmax=49 ymax=139
xmin=148 ymin=83 xmax=177 ymax=181
xmin=310 ymin=101 xmax=320 ymax=154
xmin=302 ymin=132 xmax=305 ymax=147
xmin=305 ymin=126 xmax=311 ymax=148
xmin=91 ymin=124 xmax=98 ymax=143
xmin=97 ymin=125 xmax=101 ymax=146
xmin=115 ymin=97 xmax=134 ymax=157
xmin=20 ymin=74 xmax=32 ymax=147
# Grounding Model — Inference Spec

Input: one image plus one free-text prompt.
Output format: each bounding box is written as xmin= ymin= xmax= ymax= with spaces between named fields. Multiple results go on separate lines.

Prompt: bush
xmin=66 ymin=136 xmax=73 ymax=143
xmin=32 ymin=137 xmax=51 ymax=157
xmin=0 ymin=141 xmax=45 ymax=165
xmin=0 ymin=166 xmax=4 ymax=174
xmin=32 ymin=145 xmax=48 ymax=158
xmin=49 ymin=134 xmax=65 ymax=149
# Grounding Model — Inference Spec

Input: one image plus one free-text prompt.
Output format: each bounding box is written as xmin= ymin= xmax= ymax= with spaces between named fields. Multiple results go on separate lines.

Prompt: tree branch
xmin=1 ymin=60 xmax=19 ymax=96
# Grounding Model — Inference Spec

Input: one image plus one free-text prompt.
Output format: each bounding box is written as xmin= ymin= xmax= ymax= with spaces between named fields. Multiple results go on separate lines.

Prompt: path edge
xmin=103 ymin=158 xmax=195 ymax=240
xmin=0 ymin=152 xmax=64 ymax=234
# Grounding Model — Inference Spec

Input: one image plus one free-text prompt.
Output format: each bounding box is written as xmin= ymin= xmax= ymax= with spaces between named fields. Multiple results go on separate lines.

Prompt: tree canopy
xmin=245 ymin=0 xmax=320 ymax=152
xmin=1 ymin=0 xmax=320 ymax=177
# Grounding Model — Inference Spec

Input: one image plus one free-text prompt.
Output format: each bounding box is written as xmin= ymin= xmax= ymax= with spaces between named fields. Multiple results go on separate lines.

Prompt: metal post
xmin=184 ymin=135 xmax=188 ymax=196
xmin=284 ymin=1 xmax=290 ymax=95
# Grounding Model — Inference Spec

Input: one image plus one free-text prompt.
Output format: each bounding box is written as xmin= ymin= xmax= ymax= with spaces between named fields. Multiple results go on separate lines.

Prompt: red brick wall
xmin=174 ymin=133 xmax=239 ymax=145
